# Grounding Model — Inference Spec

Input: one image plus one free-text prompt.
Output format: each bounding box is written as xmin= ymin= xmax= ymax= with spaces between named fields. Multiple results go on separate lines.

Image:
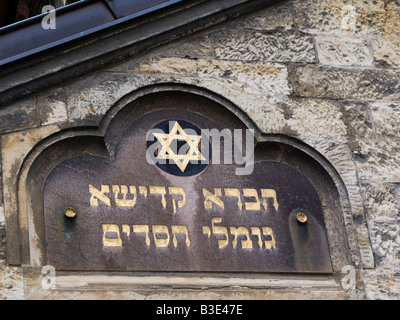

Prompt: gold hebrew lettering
xmin=211 ymin=217 xmax=229 ymax=248
xmin=242 ymin=188 xmax=261 ymax=211
xmin=132 ymin=225 xmax=151 ymax=246
xmin=112 ymin=185 xmax=137 ymax=207
xmin=102 ymin=224 xmax=122 ymax=247
xmin=89 ymin=184 xmax=111 ymax=207
xmin=203 ymin=188 xmax=224 ymax=210
xmin=152 ymin=225 xmax=170 ymax=248
xmin=262 ymin=227 xmax=276 ymax=249
xmin=250 ymin=227 xmax=263 ymax=248
xmin=261 ymin=189 xmax=279 ymax=212
xmin=202 ymin=226 xmax=211 ymax=238
xmin=168 ymin=187 xmax=186 ymax=214
xmin=122 ymin=224 xmax=130 ymax=237
xmin=224 ymin=188 xmax=243 ymax=210
xmin=229 ymin=227 xmax=252 ymax=249
xmin=139 ymin=186 xmax=148 ymax=198
xmin=171 ymin=225 xmax=190 ymax=247
xmin=150 ymin=186 xmax=167 ymax=208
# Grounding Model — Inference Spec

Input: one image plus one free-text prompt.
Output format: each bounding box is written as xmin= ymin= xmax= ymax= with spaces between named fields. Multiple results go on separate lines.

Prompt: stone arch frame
xmin=13 ymin=83 xmax=365 ymax=280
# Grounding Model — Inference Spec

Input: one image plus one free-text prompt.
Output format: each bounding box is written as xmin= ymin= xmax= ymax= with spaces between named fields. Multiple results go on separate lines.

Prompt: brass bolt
xmin=296 ymin=212 xmax=307 ymax=223
xmin=65 ymin=207 xmax=76 ymax=218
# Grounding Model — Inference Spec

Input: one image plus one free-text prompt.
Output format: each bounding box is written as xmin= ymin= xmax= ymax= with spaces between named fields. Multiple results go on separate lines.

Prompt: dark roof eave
xmin=0 ymin=0 xmax=284 ymax=107
xmin=0 ymin=0 xmax=186 ymax=66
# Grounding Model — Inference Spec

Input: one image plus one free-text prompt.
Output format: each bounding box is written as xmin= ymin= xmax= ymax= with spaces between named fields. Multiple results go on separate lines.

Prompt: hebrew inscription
xmin=43 ymin=110 xmax=332 ymax=273
xmin=91 ymin=184 xmax=279 ymax=251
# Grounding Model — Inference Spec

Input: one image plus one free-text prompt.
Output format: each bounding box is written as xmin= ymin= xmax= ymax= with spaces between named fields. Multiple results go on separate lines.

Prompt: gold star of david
xmin=153 ymin=121 xmax=206 ymax=172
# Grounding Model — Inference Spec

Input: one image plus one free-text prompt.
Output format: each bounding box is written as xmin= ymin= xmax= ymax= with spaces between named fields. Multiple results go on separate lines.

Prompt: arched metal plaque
xmin=43 ymin=93 xmax=332 ymax=273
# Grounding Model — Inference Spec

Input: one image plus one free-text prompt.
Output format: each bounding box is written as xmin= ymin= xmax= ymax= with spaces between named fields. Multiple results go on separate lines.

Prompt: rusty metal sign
xmin=43 ymin=109 xmax=332 ymax=273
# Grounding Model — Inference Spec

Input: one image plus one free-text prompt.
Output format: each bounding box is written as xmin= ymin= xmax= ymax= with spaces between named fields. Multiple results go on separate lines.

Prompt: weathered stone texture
xmin=371 ymin=38 xmax=400 ymax=68
xmin=355 ymin=1 xmax=400 ymax=37
xmin=270 ymin=98 xmax=348 ymax=140
xmin=340 ymin=101 xmax=375 ymax=152
xmin=355 ymin=139 xmax=400 ymax=183
xmin=0 ymin=265 xmax=24 ymax=300
xmin=161 ymin=35 xmax=214 ymax=59
xmin=137 ymin=57 xmax=291 ymax=96
xmin=294 ymin=0 xmax=400 ymax=37
xmin=65 ymin=73 xmax=152 ymax=125
xmin=234 ymin=3 xmax=295 ymax=31
xmin=370 ymin=102 xmax=400 ymax=138
xmin=290 ymin=65 xmax=400 ymax=101
xmin=0 ymin=98 xmax=38 ymax=134
xmin=360 ymin=182 xmax=400 ymax=299
xmin=212 ymin=30 xmax=316 ymax=63
xmin=348 ymin=102 xmax=400 ymax=184
xmin=0 ymin=222 xmax=5 ymax=262
xmin=37 ymin=90 xmax=68 ymax=126
xmin=315 ymin=36 xmax=374 ymax=67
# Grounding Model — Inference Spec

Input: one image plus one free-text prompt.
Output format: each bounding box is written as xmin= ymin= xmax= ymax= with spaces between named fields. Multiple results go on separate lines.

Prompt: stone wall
xmin=0 ymin=0 xmax=399 ymax=299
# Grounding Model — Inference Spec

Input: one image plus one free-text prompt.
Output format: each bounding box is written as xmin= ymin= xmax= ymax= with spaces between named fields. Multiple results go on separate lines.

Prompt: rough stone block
xmin=371 ymin=38 xmax=400 ymax=68
xmin=361 ymin=182 xmax=399 ymax=224
xmin=293 ymin=0 xmax=345 ymax=35
xmin=162 ymin=35 xmax=214 ymax=59
xmin=370 ymin=102 xmax=400 ymax=138
xmin=354 ymin=139 xmax=400 ymax=183
xmin=234 ymin=4 xmax=295 ymax=31
xmin=360 ymin=182 xmax=400 ymax=287
xmin=0 ymin=98 xmax=38 ymax=134
xmin=315 ymin=36 xmax=373 ymax=67
xmin=212 ymin=30 xmax=316 ymax=63
xmin=37 ymin=91 xmax=68 ymax=126
xmin=135 ymin=57 xmax=291 ymax=98
xmin=340 ymin=101 xmax=375 ymax=142
xmin=290 ymin=65 xmax=400 ymax=101
xmin=356 ymin=2 xmax=400 ymax=37
xmin=363 ymin=270 xmax=400 ymax=300
xmin=277 ymin=98 xmax=348 ymax=140
xmin=0 ymin=266 xmax=24 ymax=300
xmin=294 ymin=0 xmax=400 ymax=37
xmin=66 ymin=73 xmax=140 ymax=124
